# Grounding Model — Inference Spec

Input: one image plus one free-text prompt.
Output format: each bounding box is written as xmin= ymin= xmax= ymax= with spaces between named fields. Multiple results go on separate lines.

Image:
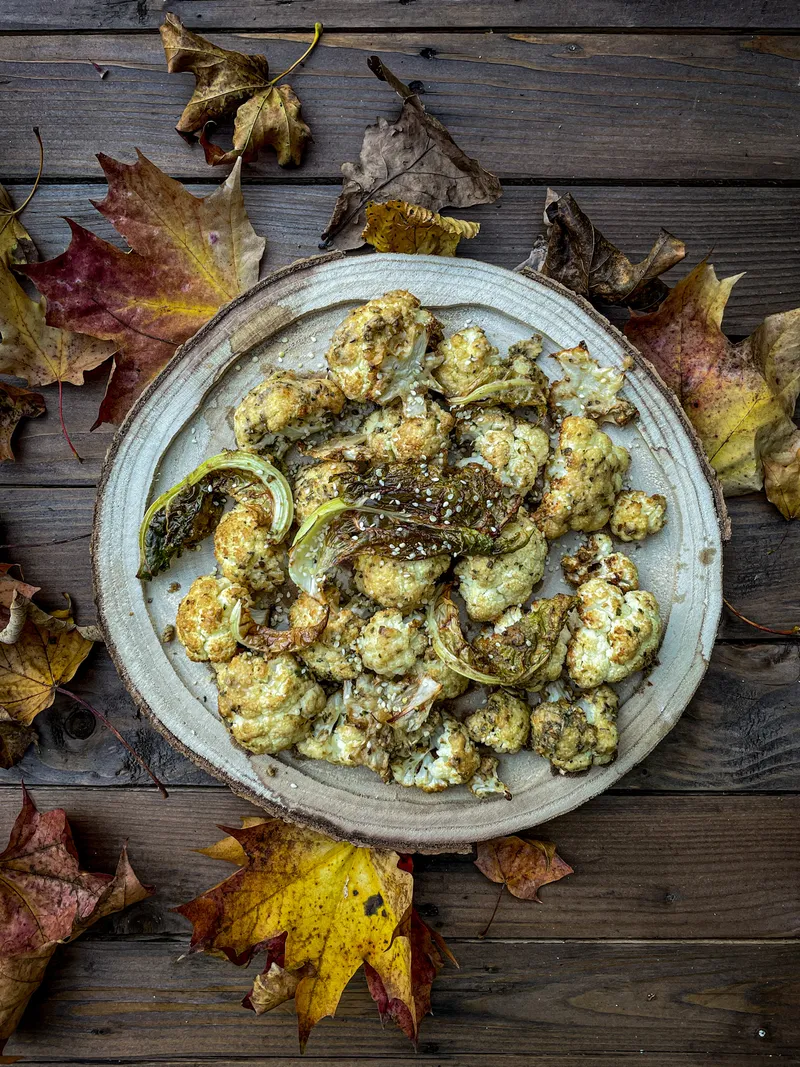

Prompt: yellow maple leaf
xmin=178 ymin=818 xmax=414 ymax=1049
xmin=363 ymin=200 xmax=480 ymax=256
xmin=625 ymin=261 xmax=800 ymax=518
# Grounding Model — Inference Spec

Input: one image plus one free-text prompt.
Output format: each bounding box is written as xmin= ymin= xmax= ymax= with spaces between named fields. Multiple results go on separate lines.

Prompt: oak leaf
xmin=322 ymin=56 xmax=502 ymax=250
xmin=178 ymin=818 xmax=415 ymax=1049
xmin=0 ymin=183 xmax=37 ymax=267
xmin=625 ymin=261 xmax=800 ymax=517
xmin=518 ymin=188 xmax=685 ymax=310
xmin=0 ymin=381 xmax=45 ymax=462
xmin=475 ymin=836 xmax=574 ymax=901
xmin=161 ymin=13 xmax=317 ymax=167
xmin=0 ymin=787 xmax=153 ymax=1054
xmin=363 ymin=199 xmax=480 ymax=256
xmin=23 ymin=152 xmax=265 ymax=427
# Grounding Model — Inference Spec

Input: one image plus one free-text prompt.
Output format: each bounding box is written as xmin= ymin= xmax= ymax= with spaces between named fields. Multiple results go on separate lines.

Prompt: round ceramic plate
xmin=93 ymin=253 xmax=727 ymax=852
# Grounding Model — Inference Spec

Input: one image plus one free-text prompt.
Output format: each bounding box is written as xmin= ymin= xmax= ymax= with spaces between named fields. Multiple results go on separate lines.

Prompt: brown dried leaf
xmin=322 ymin=57 xmax=502 ymax=250
xmin=0 ymin=714 xmax=36 ymax=769
xmin=0 ymin=184 xmax=38 ymax=268
xmin=0 ymin=787 xmax=153 ymax=1053
xmin=625 ymin=261 xmax=800 ymax=517
xmin=518 ymin=188 xmax=685 ymax=310
xmin=475 ymin=836 xmax=574 ymax=901
xmin=0 ymin=382 xmax=45 ymax=462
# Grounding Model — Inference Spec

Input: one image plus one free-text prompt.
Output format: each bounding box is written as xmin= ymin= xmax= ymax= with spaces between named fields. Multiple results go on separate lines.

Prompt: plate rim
xmin=92 ymin=252 xmax=728 ymax=852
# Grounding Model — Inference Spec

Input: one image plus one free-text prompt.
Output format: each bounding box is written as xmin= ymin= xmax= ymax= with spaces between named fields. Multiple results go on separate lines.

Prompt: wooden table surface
xmin=2 ymin=2 xmax=800 ymax=1064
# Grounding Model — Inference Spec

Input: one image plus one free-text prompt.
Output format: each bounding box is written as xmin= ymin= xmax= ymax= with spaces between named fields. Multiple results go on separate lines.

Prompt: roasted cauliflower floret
xmin=176 ymin=574 xmax=251 ymax=663
xmin=548 ymin=343 xmax=637 ymax=426
xmin=566 ymin=577 xmax=662 ymax=689
xmin=561 ymin=533 xmax=639 ymax=593
xmin=534 ymin=415 xmax=630 ymax=540
xmin=357 ymin=609 xmax=428 ymax=677
xmin=391 ymin=711 xmax=480 ymax=792
xmin=213 ymin=504 xmax=285 ymax=596
xmin=353 ymin=552 xmax=450 ymax=613
xmin=414 ymin=645 xmax=471 ymax=701
xmin=296 ymin=686 xmax=393 ymax=776
xmin=215 ymin=651 xmax=326 ymax=754
xmin=325 ymin=290 xmax=443 ymax=414
xmin=484 ymin=598 xmax=572 ymax=692
xmin=465 ymin=690 xmax=530 ymax=753
xmin=234 ymin=371 xmax=345 ymax=451
xmin=289 ymin=589 xmax=364 ymax=682
xmin=610 ymin=490 xmax=667 ymax=541
xmin=433 ymin=325 xmax=500 ymax=398
xmin=455 ymin=510 xmax=546 ymax=621
xmin=457 ymin=408 xmax=550 ymax=495
xmin=361 ymin=398 xmax=454 ymax=462
xmin=444 ymin=334 xmax=548 ymax=410
xmin=469 ymin=754 xmax=511 ymax=799
xmin=531 ymin=681 xmax=618 ymax=773
xmin=292 ymin=461 xmax=357 ymax=526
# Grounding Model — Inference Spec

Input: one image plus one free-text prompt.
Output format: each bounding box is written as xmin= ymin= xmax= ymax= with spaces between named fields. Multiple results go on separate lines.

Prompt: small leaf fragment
xmin=0 ymin=381 xmax=45 ymax=461
xmin=322 ymin=57 xmax=501 ymax=250
xmin=0 ymin=714 xmax=36 ymax=768
xmin=518 ymin=188 xmax=685 ymax=310
xmin=363 ymin=200 xmax=480 ymax=256
xmin=0 ymin=183 xmax=38 ymax=268
xmin=475 ymin=836 xmax=574 ymax=901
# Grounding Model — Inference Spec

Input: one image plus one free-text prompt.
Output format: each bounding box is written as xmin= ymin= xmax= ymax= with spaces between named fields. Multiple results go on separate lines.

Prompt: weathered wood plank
xmin=6 ymin=937 xmax=798 ymax=1061
xmin=2 ymin=638 xmax=798 ymax=791
xmin=10 ymin=1060 xmax=788 ymax=1067
xmin=0 ymin=788 xmax=797 ymax=940
xmin=2 ymin=486 xmax=797 ymax=639
xmin=3 ymin=0 xmax=799 ymax=32
xmin=1 ymin=32 xmax=799 ymax=181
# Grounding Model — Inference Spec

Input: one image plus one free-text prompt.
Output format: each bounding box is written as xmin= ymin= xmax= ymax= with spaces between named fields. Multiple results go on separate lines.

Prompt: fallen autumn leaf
xmin=363 ymin=199 xmax=480 ymax=256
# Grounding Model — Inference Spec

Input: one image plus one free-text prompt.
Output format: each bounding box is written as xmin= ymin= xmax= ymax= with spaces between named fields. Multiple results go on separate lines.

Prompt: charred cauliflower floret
xmin=353 ymin=552 xmax=450 ymax=613
xmin=414 ymin=645 xmax=471 ymax=701
xmin=548 ymin=344 xmax=637 ymax=426
xmin=455 ymin=510 xmax=546 ymax=621
xmin=488 ymin=599 xmax=572 ymax=692
xmin=457 ymin=408 xmax=550 ymax=495
xmin=325 ymin=290 xmax=443 ymax=414
xmin=214 ymin=504 xmax=285 ymax=596
xmin=391 ymin=711 xmax=480 ymax=792
xmin=361 ymin=398 xmax=454 ymax=462
xmin=292 ymin=461 xmax=357 ymax=526
xmin=289 ymin=589 xmax=364 ymax=682
xmin=234 ymin=371 xmax=345 ymax=451
xmin=357 ymin=609 xmax=428 ymax=677
xmin=469 ymin=754 xmax=511 ymax=799
xmin=465 ymin=690 xmax=530 ymax=753
xmin=444 ymin=334 xmax=548 ymax=410
xmin=534 ymin=415 xmax=630 ymax=540
xmin=296 ymin=686 xmax=393 ymax=777
xmin=530 ymin=681 xmax=619 ymax=773
xmin=215 ymin=651 xmax=326 ymax=754
xmin=567 ymin=577 xmax=662 ymax=689
xmin=561 ymin=533 xmax=639 ymax=593
xmin=176 ymin=574 xmax=251 ymax=663
xmin=433 ymin=325 xmax=500 ymax=398
xmin=610 ymin=490 xmax=667 ymax=541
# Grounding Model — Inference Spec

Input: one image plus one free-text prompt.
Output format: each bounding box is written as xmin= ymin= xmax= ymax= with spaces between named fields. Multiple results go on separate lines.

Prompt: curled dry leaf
xmin=475 ymin=835 xmax=574 ymax=901
xmin=322 ymin=56 xmax=502 ymax=250
xmin=0 ymin=381 xmax=45 ymax=462
xmin=0 ymin=182 xmax=38 ymax=267
xmin=625 ymin=261 xmax=800 ymax=518
xmin=177 ymin=818 xmax=416 ymax=1050
xmin=0 ymin=787 xmax=153 ymax=1054
xmin=363 ymin=199 xmax=480 ymax=256
xmin=160 ymin=13 xmax=318 ymax=167
xmin=518 ymin=188 xmax=685 ymax=311
xmin=23 ymin=152 xmax=265 ymax=427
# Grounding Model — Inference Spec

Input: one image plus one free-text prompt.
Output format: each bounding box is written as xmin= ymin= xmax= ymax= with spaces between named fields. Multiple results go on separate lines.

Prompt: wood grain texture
xmin=1 ymin=32 xmax=799 ymax=181
xmin=4 ymin=0 xmax=800 ymax=31
xmin=2 ymin=638 xmax=798 ymax=791
xmin=1 ymin=486 xmax=795 ymax=639
xmin=0 ymin=788 xmax=797 ymax=940
xmin=9 ymin=1061 xmax=789 ymax=1067
xmin=5 ymin=937 xmax=798 ymax=1061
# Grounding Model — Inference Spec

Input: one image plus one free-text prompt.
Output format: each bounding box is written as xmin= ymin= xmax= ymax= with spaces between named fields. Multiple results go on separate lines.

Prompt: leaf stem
xmin=56 ymin=685 xmax=168 ymax=797
xmin=722 ymin=597 xmax=800 ymax=637
xmin=0 ymin=128 xmax=44 ymax=220
xmin=478 ymin=881 xmax=504 ymax=938
xmin=57 ymin=379 xmax=83 ymax=463
xmin=269 ymin=23 xmax=323 ymax=86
